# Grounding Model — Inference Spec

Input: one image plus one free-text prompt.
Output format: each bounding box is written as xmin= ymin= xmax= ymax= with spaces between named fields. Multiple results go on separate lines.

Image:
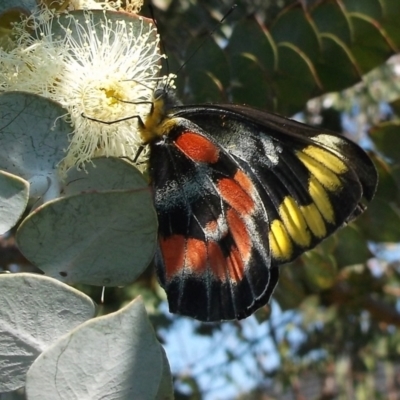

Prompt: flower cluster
xmin=0 ymin=3 xmax=164 ymax=172
xmin=67 ymin=0 xmax=143 ymax=13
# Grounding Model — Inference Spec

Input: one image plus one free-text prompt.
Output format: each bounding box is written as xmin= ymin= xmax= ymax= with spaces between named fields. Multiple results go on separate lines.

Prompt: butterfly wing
xmin=149 ymin=104 xmax=377 ymax=322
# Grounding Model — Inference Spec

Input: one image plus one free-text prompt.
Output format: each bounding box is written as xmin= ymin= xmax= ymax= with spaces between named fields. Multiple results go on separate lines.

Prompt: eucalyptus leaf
xmin=25 ymin=298 xmax=163 ymax=400
xmin=0 ymin=92 xmax=70 ymax=200
xmin=0 ymin=170 xmax=29 ymax=234
xmin=63 ymin=157 xmax=148 ymax=195
xmin=0 ymin=0 xmax=35 ymax=15
xmin=0 ymin=389 xmax=25 ymax=400
xmin=16 ymin=189 xmax=158 ymax=287
xmin=0 ymin=273 xmax=96 ymax=392
xmin=156 ymin=346 xmax=174 ymax=400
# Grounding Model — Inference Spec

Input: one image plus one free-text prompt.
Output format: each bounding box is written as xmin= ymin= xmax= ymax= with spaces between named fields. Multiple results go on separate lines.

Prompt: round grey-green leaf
xmin=0 ymin=273 xmax=96 ymax=392
xmin=0 ymin=92 xmax=70 ymax=199
xmin=16 ymin=189 xmax=158 ymax=286
xmin=0 ymin=0 xmax=36 ymax=14
xmin=25 ymin=298 xmax=163 ymax=400
xmin=0 ymin=170 xmax=29 ymax=234
xmin=156 ymin=345 xmax=174 ymax=400
xmin=63 ymin=157 xmax=148 ymax=195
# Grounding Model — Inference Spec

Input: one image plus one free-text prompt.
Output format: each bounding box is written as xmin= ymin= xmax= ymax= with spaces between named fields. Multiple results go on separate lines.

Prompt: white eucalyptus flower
xmin=0 ymin=8 xmax=164 ymax=172
xmin=68 ymin=0 xmax=143 ymax=13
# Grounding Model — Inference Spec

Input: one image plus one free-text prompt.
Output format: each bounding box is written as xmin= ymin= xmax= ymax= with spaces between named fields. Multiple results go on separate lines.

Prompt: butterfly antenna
xmin=175 ymin=3 xmax=237 ymax=76
xmin=148 ymin=2 xmax=170 ymax=88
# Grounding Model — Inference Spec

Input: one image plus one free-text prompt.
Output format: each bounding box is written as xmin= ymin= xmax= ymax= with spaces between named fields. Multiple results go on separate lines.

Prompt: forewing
xmin=150 ymin=105 xmax=377 ymax=322
xmin=173 ymin=104 xmax=377 ymax=265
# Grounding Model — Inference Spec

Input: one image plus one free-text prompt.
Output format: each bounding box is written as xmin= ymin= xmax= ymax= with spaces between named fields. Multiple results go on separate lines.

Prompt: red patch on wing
xmin=234 ymin=170 xmax=255 ymax=195
xmin=159 ymin=235 xmax=185 ymax=280
xmin=227 ymin=208 xmax=251 ymax=265
xmin=175 ymin=132 xmax=219 ymax=163
xmin=218 ymin=178 xmax=255 ymax=216
xmin=159 ymin=210 xmax=251 ymax=286
xmin=205 ymin=219 xmax=219 ymax=237
xmin=186 ymin=238 xmax=207 ymax=273
xmin=226 ymin=247 xmax=244 ymax=283
xmin=207 ymin=241 xmax=226 ymax=280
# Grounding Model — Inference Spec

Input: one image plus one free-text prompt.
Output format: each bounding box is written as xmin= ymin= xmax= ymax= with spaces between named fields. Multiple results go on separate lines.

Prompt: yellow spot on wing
xmin=279 ymin=196 xmax=311 ymax=247
xmin=303 ymin=146 xmax=347 ymax=174
xmin=308 ymin=176 xmax=335 ymax=223
xmin=296 ymin=149 xmax=342 ymax=191
xmin=270 ymin=199 xmax=328 ymax=261
xmin=300 ymin=203 xmax=326 ymax=238
xmin=269 ymin=219 xmax=292 ymax=260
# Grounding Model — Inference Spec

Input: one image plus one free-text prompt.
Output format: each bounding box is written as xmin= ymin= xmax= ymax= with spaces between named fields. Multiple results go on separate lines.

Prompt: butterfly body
xmin=141 ymin=89 xmax=377 ymax=322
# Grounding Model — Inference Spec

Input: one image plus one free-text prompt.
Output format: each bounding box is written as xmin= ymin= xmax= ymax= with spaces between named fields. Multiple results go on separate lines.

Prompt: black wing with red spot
xmin=149 ymin=117 xmax=277 ymax=321
xmin=148 ymin=103 xmax=377 ymax=322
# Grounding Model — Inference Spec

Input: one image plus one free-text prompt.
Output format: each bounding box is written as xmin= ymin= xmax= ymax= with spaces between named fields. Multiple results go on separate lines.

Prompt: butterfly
xmin=138 ymin=86 xmax=378 ymax=322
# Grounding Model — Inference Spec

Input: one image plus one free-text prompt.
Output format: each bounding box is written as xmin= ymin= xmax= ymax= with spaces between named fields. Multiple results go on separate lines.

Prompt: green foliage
xmin=150 ymin=0 xmax=400 ymax=114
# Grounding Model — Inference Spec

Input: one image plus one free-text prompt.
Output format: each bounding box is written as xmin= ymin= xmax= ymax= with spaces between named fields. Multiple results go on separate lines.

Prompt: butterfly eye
xmin=153 ymin=88 xmax=164 ymax=100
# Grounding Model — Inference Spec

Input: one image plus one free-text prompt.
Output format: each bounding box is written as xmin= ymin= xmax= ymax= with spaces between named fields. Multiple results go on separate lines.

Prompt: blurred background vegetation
xmin=3 ymin=0 xmax=400 ymax=398
xmin=140 ymin=1 xmax=400 ymax=398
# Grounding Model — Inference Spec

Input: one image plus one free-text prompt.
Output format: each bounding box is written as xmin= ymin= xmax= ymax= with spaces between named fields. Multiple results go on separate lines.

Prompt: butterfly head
xmin=154 ymin=82 xmax=182 ymax=109
xmin=139 ymin=82 xmax=181 ymax=145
